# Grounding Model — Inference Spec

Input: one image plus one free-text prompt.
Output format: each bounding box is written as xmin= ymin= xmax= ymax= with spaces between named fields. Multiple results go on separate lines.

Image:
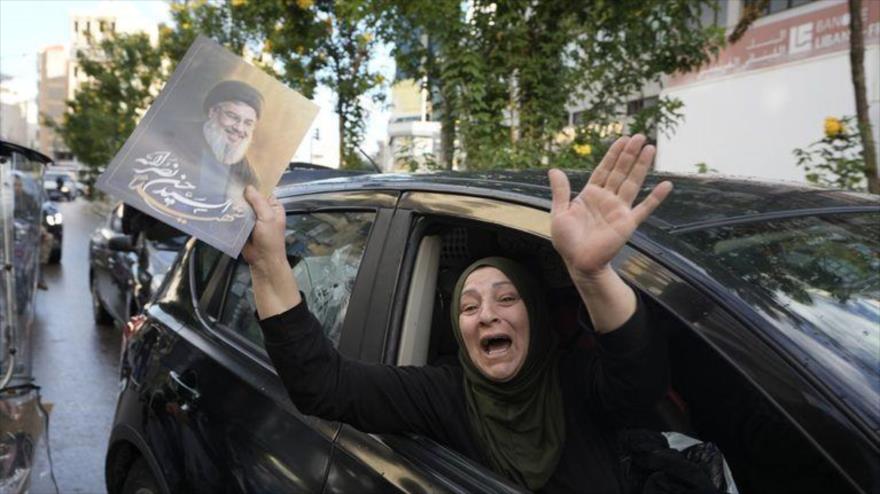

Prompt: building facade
xmin=36 ymin=45 xmax=69 ymax=158
xmin=657 ymin=0 xmax=880 ymax=183
xmin=379 ymin=79 xmax=442 ymax=172
xmin=37 ymin=9 xmax=159 ymax=162
xmin=0 ymin=74 xmax=38 ymax=148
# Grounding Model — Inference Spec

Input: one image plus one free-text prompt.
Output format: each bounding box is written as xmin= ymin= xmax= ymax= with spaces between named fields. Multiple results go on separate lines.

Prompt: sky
xmin=0 ymin=0 xmax=392 ymax=156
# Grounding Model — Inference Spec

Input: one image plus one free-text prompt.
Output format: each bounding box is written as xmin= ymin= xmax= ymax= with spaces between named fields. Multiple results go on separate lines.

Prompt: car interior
xmin=395 ymin=217 xmax=856 ymax=494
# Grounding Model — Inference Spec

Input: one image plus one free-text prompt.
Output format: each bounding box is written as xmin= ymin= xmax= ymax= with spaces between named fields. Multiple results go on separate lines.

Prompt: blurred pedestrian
xmin=37 ymin=226 xmax=52 ymax=290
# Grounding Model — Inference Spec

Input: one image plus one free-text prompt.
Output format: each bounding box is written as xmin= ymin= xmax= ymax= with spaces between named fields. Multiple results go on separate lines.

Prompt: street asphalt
xmin=30 ymin=197 xmax=119 ymax=494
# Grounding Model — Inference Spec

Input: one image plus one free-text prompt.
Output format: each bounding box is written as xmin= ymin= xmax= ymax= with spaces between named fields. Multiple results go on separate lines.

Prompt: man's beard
xmin=203 ymin=119 xmax=253 ymax=165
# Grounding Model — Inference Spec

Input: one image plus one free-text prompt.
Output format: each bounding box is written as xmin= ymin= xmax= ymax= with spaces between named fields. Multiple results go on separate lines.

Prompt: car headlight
xmin=60 ymin=186 xmax=70 ymax=193
xmin=46 ymin=213 xmax=62 ymax=226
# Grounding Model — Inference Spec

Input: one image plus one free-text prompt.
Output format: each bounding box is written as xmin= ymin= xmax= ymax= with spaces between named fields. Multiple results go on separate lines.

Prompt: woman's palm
xmin=549 ymin=135 xmax=672 ymax=276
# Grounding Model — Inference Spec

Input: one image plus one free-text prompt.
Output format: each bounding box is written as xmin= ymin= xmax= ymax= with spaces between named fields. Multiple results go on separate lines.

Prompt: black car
xmin=105 ymin=171 xmax=879 ymax=494
xmin=88 ymin=203 xmax=187 ymax=327
xmin=43 ymin=170 xmax=77 ymax=202
xmin=41 ymin=196 xmax=63 ymax=264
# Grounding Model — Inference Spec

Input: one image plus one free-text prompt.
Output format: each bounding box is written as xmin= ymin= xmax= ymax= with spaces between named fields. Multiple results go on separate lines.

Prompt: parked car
xmin=43 ymin=170 xmax=77 ymax=201
xmin=41 ymin=195 xmax=62 ymax=264
xmin=88 ymin=203 xmax=187 ymax=327
xmin=105 ymin=170 xmax=879 ymax=494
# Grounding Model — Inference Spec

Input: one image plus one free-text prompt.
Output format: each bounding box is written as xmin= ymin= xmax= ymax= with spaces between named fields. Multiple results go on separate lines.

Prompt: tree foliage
xmin=794 ymin=116 xmax=868 ymax=191
xmin=56 ymin=0 xmax=727 ymax=177
xmin=168 ymin=0 xmax=385 ymax=168
xmin=46 ymin=32 xmax=164 ymax=191
xmin=376 ymin=0 xmax=725 ymax=171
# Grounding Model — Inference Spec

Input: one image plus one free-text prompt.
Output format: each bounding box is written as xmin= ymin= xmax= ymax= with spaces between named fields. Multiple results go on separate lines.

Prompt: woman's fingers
xmin=245 ymin=185 xmax=274 ymax=222
xmin=603 ymin=134 xmax=646 ymax=194
xmin=632 ymin=181 xmax=673 ymax=226
xmin=548 ymin=168 xmax=571 ymax=214
xmin=587 ymin=136 xmax=629 ymax=188
xmin=618 ymin=144 xmax=656 ymax=207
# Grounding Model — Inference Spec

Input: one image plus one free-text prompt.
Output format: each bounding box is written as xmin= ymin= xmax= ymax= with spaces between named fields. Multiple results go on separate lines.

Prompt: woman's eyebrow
xmin=492 ymin=281 xmax=514 ymax=289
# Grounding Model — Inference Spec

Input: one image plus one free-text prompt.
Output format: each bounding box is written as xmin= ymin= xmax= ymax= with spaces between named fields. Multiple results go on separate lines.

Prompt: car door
xmin=323 ymin=192 xmax=541 ymax=493
xmin=138 ymin=191 xmax=397 ymax=493
xmin=90 ymin=204 xmax=134 ymax=322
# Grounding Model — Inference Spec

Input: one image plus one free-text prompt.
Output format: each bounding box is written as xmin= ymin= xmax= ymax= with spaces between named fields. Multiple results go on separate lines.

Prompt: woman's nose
xmin=478 ymin=303 xmax=498 ymax=324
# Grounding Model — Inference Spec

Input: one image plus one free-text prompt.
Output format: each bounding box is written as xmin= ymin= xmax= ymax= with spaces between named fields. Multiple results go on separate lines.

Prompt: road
xmin=30 ymin=198 xmax=118 ymax=494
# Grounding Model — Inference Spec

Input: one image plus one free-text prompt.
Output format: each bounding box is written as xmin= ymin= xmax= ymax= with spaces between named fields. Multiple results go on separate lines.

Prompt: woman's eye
xmin=499 ymin=294 xmax=518 ymax=303
xmin=461 ymin=305 xmax=478 ymax=314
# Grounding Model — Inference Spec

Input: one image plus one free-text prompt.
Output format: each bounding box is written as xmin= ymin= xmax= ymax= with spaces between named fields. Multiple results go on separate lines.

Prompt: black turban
xmin=203 ymin=80 xmax=264 ymax=118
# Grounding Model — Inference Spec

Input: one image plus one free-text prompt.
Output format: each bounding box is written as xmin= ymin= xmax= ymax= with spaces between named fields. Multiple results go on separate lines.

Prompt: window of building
xmin=99 ymin=21 xmax=106 ymax=32
xmin=626 ymin=96 xmax=658 ymax=116
xmin=744 ymin=0 xmax=816 ymax=17
xmin=74 ymin=21 xmax=78 ymax=33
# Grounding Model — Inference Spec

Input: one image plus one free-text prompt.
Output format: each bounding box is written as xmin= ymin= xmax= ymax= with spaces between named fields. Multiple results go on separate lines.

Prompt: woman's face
xmin=458 ymin=267 xmax=530 ymax=382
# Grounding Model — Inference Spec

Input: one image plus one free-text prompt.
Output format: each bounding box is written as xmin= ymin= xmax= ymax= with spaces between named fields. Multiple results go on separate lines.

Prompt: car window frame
xmin=211 ymin=208 xmax=383 ymax=357
xmin=379 ymin=190 xmax=867 ymax=493
xmin=188 ymin=190 xmax=399 ymax=365
xmin=356 ymin=192 xmax=554 ymax=490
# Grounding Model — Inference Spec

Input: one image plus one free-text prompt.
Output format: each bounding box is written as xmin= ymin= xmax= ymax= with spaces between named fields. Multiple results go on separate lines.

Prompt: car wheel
xmin=91 ymin=276 xmax=112 ymax=325
xmin=121 ymin=457 xmax=161 ymax=494
xmin=49 ymin=247 xmax=61 ymax=264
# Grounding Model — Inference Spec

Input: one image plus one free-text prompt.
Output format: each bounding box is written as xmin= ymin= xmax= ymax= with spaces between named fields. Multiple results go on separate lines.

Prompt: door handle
xmin=169 ymin=370 xmax=201 ymax=405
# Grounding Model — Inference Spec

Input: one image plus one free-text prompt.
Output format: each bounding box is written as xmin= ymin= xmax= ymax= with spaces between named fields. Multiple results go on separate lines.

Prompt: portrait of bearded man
xmin=161 ymin=79 xmax=264 ymax=209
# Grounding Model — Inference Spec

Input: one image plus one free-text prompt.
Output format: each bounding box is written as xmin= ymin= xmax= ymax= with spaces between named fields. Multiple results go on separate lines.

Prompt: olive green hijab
xmin=451 ymin=257 xmax=565 ymax=491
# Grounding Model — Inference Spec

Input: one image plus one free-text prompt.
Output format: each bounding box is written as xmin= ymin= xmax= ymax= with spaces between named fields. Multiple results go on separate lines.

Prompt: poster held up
xmin=97 ymin=35 xmax=319 ymax=257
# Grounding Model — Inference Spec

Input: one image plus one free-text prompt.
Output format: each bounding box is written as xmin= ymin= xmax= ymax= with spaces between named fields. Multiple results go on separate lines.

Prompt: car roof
xmin=276 ymin=169 xmax=879 ymax=229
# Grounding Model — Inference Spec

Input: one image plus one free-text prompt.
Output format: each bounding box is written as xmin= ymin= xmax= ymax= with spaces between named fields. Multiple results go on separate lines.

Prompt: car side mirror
xmin=108 ymin=233 xmax=136 ymax=252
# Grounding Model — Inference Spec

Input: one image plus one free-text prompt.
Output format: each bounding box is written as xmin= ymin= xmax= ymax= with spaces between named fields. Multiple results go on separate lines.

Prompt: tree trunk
xmin=848 ymin=0 xmax=879 ymax=193
xmin=439 ymin=81 xmax=456 ymax=170
xmin=338 ymin=104 xmax=347 ymax=169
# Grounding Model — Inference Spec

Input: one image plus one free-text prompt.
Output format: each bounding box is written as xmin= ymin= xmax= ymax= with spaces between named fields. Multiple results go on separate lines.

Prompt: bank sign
xmin=669 ymin=0 xmax=880 ymax=87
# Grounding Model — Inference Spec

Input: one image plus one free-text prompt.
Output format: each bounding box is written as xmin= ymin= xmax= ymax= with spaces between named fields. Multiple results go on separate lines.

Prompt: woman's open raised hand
xmin=549 ymin=135 xmax=672 ymax=279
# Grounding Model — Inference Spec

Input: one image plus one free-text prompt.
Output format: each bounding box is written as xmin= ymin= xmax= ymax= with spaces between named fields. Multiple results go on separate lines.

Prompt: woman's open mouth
xmin=480 ymin=334 xmax=512 ymax=357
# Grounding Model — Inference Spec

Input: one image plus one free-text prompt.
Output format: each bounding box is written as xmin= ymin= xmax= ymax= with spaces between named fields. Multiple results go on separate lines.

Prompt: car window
xmin=673 ymin=213 xmax=880 ymax=426
xmin=215 ymin=211 xmax=376 ymax=350
xmin=193 ymin=240 xmax=225 ymax=295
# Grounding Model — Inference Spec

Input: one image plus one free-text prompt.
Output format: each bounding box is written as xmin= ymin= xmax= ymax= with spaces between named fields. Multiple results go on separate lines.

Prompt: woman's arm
xmin=258 ymin=300 xmax=461 ymax=438
xmin=548 ymin=135 xmax=672 ymax=333
xmin=242 ymin=187 xmax=461 ymax=441
xmin=242 ymin=186 xmax=302 ymax=318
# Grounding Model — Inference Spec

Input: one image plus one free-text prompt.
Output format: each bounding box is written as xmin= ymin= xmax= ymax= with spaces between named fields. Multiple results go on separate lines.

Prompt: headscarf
xmin=451 ymin=257 xmax=565 ymax=490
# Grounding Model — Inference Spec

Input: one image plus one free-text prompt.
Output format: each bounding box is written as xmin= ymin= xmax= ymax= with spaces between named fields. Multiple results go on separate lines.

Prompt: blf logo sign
xmin=789 ymin=22 xmax=814 ymax=55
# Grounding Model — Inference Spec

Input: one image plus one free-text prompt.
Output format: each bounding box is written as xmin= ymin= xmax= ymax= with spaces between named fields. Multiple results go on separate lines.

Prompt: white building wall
xmin=657 ymin=46 xmax=880 ymax=180
xmin=657 ymin=0 xmax=880 ymax=183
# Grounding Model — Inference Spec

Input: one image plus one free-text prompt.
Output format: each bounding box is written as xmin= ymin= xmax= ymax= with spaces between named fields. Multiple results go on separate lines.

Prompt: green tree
xmin=46 ymin=32 xmax=164 ymax=194
xmin=377 ymin=0 xmax=724 ymax=171
xmin=793 ymin=116 xmax=868 ymax=191
xmin=172 ymin=0 xmax=385 ymax=168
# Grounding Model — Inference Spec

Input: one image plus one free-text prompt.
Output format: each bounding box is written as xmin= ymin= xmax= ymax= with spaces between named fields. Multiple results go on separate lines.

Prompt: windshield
xmin=675 ymin=213 xmax=880 ymax=427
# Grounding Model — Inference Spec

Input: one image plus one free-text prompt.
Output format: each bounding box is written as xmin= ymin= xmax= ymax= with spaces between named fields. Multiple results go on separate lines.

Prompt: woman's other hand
xmin=548 ymin=135 xmax=672 ymax=279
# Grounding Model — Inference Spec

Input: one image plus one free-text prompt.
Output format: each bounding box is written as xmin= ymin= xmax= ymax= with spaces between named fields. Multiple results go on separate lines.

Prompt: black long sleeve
xmin=260 ymin=296 xmax=668 ymax=493
xmin=584 ymin=295 xmax=669 ymax=416
xmin=259 ymin=300 xmax=472 ymax=450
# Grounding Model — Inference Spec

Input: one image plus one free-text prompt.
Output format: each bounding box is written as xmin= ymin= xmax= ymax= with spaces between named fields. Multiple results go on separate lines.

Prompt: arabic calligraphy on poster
xmin=128 ymin=151 xmax=245 ymax=224
xmin=669 ymin=1 xmax=880 ymax=87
